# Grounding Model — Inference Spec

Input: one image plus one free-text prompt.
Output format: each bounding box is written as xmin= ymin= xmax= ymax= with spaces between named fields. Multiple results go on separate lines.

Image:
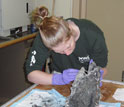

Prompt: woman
xmin=25 ymin=6 xmax=108 ymax=85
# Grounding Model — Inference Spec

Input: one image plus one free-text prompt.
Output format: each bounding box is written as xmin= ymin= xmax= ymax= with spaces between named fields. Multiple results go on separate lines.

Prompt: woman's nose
xmin=64 ymin=50 xmax=71 ymax=56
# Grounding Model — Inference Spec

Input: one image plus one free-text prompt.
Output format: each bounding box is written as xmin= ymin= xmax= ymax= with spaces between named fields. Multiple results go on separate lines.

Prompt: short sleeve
xmin=25 ymin=34 xmax=50 ymax=75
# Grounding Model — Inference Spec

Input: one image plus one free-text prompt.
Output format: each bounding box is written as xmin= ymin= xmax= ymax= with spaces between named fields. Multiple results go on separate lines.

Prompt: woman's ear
xmin=67 ymin=20 xmax=80 ymax=41
xmin=67 ymin=20 xmax=76 ymax=30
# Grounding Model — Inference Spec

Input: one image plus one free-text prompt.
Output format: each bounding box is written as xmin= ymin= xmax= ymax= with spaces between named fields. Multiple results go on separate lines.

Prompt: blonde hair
xmin=31 ymin=6 xmax=72 ymax=49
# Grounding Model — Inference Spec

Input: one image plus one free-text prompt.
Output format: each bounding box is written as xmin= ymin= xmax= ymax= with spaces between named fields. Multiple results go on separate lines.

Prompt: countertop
xmin=0 ymin=32 xmax=37 ymax=48
xmin=2 ymin=79 xmax=124 ymax=107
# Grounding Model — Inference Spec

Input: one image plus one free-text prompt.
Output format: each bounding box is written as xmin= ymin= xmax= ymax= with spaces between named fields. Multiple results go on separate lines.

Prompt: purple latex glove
xmin=52 ymin=69 xmax=79 ymax=85
xmin=100 ymin=70 xmax=104 ymax=87
xmin=89 ymin=59 xmax=93 ymax=64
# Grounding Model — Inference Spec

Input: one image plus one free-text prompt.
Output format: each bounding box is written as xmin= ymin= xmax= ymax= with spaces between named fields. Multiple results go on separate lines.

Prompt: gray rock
xmin=65 ymin=61 xmax=101 ymax=107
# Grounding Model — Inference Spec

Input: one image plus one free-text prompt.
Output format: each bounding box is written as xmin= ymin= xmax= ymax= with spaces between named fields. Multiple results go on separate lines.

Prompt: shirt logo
xmin=78 ymin=55 xmax=90 ymax=63
xmin=30 ymin=50 xmax=36 ymax=66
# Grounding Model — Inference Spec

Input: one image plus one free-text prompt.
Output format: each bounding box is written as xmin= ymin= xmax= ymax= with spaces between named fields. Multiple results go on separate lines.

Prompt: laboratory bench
xmin=0 ymin=32 xmax=37 ymax=105
xmin=1 ymin=79 xmax=124 ymax=107
xmin=1 ymin=33 xmax=124 ymax=106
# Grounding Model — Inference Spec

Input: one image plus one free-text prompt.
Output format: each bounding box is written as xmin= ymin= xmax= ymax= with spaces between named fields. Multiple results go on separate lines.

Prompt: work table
xmin=2 ymin=80 xmax=124 ymax=107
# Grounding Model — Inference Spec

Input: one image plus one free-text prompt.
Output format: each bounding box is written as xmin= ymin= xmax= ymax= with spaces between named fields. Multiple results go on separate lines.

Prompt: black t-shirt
xmin=25 ymin=18 xmax=108 ymax=75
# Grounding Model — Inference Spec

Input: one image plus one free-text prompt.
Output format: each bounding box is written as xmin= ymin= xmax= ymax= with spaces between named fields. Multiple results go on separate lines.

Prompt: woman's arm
xmin=27 ymin=70 xmax=53 ymax=85
xmin=101 ymin=67 xmax=107 ymax=78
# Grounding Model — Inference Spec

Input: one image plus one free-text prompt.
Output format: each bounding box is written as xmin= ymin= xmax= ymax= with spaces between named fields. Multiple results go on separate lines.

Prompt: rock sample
xmin=65 ymin=61 xmax=101 ymax=107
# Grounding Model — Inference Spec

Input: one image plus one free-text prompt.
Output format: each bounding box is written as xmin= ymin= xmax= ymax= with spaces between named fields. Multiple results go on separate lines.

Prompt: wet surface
xmin=0 ymin=36 xmax=13 ymax=43
xmin=0 ymin=31 xmax=33 ymax=43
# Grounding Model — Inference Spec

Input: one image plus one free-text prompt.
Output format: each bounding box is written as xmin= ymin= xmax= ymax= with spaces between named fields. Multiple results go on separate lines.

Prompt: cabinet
xmin=0 ymin=39 xmax=33 ymax=105
xmin=0 ymin=0 xmax=34 ymax=36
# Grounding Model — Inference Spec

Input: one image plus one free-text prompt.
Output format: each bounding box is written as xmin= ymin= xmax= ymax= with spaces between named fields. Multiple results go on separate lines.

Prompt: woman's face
xmin=51 ymin=21 xmax=80 ymax=55
xmin=52 ymin=36 xmax=76 ymax=56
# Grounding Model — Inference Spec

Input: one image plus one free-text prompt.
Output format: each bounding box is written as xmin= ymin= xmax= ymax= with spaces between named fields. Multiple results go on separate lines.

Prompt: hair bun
xmin=38 ymin=6 xmax=49 ymax=19
xmin=30 ymin=6 xmax=49 ymax=27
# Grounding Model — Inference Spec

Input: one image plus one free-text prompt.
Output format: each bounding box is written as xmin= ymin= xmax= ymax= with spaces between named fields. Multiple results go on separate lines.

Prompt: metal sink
xmin=0 ymin=36 xmax=13 ymax=43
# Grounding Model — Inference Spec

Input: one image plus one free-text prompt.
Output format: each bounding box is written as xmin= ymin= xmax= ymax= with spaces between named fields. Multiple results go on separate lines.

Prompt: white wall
xmin=34 ymin=0 xmax=72 ymax=19
xmin=87 ymin=0 xmax=124 ymax=81
xmin=0 ymin=0 xmax=2 ymax=30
